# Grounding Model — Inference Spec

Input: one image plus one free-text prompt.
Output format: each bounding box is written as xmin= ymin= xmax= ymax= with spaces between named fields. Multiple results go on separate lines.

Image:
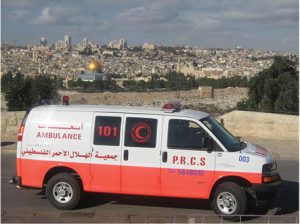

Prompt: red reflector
xmin=18 ymin=125 xmax=25 ymax=141
xmin=63 ymin=96 xmax=69 ymax=105
xmin=18 ymin=134 xmax=23 ymax=142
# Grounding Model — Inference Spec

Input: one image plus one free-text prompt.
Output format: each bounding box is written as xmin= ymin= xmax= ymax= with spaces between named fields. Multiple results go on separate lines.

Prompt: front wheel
xmin=46 ymin=173 xmax=81 ymax=210
xmin=211 ymin=182 xmax=247 ymax=221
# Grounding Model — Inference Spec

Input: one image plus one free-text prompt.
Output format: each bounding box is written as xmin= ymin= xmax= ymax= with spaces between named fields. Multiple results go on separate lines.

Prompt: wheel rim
xmin=216 ymin=192 xmax=237 ymax=215
xmin=52 ymin=182 xmax=73 ymax=204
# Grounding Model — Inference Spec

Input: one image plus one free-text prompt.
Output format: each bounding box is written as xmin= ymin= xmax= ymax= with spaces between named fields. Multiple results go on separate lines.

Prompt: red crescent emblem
xmin=130 ymin=122 xmax=152 ymax=143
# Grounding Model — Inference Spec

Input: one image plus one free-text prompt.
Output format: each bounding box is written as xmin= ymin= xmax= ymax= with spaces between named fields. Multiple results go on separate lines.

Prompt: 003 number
xmin=239 ymin=155 xmax=250 ymax=163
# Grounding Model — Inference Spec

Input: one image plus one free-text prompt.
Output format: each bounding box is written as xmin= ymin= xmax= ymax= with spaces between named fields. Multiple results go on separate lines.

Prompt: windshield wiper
xmin=230 ymin=140 xmax=246 ymax=151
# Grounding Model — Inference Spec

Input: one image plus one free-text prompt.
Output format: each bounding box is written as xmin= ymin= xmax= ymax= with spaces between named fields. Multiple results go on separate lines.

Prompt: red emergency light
xmin=63 ymin=96 xmax=69 ymax=105
xmin=161 ymin=101 xmax=182 ymax=112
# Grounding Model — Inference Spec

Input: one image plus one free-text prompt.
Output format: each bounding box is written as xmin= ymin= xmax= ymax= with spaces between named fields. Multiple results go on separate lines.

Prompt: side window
xmin=94 ymin=116 xmax=121 ymax=146
xmin=168 ymin=119 xmax=209 ymax=150
xmin=125 ymin=117 xmax=157 ymax=148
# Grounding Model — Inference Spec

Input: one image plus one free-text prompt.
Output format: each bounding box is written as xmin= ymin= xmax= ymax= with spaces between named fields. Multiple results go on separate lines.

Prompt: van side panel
xmin=16 ymin=142 xmax=22 ymax=176
xmin=90 ymin=113 xmax=123 ymax=193
xmin=20 ymin=110 xmax=93 ymax=190
xmin=90 ymin=164 xmax=120 ymax=193
xmin=18 ymin=158 xmax=91 ymax=189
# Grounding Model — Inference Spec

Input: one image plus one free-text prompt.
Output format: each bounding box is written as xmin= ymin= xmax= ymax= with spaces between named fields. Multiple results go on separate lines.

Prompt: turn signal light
xmin=262 ymin=175 xmax=278 ymax=183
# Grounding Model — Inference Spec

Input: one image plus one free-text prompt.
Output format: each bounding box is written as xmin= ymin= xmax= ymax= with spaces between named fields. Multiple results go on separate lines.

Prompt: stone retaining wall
xmin=1 ymin=111 xmax=26 ymax=141
xmin=220 ymin=110 xmax=299 ymax=140
xmin=1 ymin=110 xmax=298 ymax=142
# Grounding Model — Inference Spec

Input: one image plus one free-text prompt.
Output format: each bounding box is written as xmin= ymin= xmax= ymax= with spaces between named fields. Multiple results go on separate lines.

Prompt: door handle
xmin=162 ymin=151 xmax=168 ymax=162
xmin=124 ymin=150 xmax=129 ymax=161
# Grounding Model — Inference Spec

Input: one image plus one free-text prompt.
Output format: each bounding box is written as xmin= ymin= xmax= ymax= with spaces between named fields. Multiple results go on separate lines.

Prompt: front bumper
xmin=246 ymin=175 xmax=282 ymax=206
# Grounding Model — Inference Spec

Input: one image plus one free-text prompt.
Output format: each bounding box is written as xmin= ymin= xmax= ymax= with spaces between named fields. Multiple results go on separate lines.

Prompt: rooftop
xmin=33 ymin=104 xmax=210 ymax=120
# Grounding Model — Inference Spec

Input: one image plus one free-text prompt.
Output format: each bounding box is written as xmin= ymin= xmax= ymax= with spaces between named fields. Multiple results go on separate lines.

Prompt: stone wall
xmin=60 ymin=87 xmax=248 ymax=107
xmin=220 ymin=110 xmax=299 ymax=140
xmin=214 ymin=87 xmax=248 ymax=97
xmin=198 ymin=86 xmax=214 ymax=98
xmin=1 ymin=109 xmax=298 ymax=143
xmin=1 ymin=111 xmax=26 ymax=141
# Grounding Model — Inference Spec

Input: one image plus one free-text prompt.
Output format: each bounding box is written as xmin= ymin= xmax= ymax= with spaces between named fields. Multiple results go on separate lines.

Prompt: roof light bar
xmin=161 ymin=101 xmax=182 ymax=113
xmin=63 ymin=96 xmax=69 ymax=105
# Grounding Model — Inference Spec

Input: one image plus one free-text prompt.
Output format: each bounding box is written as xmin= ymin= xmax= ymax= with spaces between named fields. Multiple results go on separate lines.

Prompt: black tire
xmin=46 ymin=173 xmax=81 ymax=210
xmin=211 ymin=182 xmax=247 ymax=221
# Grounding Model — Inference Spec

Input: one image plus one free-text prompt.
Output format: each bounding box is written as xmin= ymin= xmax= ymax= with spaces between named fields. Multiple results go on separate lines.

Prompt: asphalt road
xmin=1 ymin=150 xmax=298 ymax=223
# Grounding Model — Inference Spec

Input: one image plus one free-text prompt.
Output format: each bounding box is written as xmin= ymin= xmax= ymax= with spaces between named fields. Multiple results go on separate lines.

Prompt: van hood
xmin=241 ymin=142 xmax=274 ymax=163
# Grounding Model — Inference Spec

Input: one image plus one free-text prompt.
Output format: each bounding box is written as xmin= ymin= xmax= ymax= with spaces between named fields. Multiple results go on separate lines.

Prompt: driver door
xmin=160 ymin=117 xmax=216 ymax=198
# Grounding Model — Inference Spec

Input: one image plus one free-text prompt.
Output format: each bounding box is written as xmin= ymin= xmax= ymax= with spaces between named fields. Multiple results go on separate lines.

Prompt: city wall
xmin=63 ymin=87 xmax=248 ymax=106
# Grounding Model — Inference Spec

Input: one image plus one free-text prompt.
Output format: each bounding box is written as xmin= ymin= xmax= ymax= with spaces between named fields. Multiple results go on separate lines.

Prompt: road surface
xmin=1 ymin=150 xmax=298 ymax=223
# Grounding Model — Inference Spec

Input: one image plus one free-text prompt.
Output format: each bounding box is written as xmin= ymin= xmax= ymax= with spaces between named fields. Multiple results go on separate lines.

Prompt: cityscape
xmin=1 ymin=34 xmax=297 ymax=88
xmin=1 ymin=1 xmax=299 ymax=223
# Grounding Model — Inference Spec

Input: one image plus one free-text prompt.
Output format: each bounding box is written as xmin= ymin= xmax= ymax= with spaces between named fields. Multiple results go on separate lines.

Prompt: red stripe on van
xmin=16 ymin=158 xmax=22 ymax=176
xmin=17 ymin=158 xmax=91 ymax=190
xmin=121 ymin=165 xmax=160 ymax=195
xmin=18 ymin=158 xmax=261 ymax=199
xmin=90 ymin=163 xmax=120 ymax=193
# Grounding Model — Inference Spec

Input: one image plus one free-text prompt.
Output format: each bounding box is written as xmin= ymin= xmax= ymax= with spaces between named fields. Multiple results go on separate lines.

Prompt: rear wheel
xmin=211 ymin=182 xmax=247 ymax=221
xmin=46 ymin=173 xmax=81 ymax=210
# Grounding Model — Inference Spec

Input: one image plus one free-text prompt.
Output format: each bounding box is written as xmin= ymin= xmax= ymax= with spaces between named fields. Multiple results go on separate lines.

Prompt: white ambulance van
xmin=11 ymin=102 xmax=281 ymax=218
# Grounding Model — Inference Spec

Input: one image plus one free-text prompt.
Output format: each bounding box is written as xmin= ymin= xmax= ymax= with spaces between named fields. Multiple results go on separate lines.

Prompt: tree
xmin=237 ymin=56 xmax=298 ymax=114
xmin=165 ymin=71 xmax=190 ymax=90
xmin=1 ymin=71 xmax=13 ymax=93
xmin=5 ymin=73 xmax=59 ymax=111
xmin=30 ymin=75 xmax=59 ymax=106
xmin=5 ymin=72 xmax=32 ymax=111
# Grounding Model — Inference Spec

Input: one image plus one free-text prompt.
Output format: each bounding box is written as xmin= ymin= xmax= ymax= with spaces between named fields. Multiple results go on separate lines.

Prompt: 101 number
xmin=98 ymin=126 xmax=118 ymax=137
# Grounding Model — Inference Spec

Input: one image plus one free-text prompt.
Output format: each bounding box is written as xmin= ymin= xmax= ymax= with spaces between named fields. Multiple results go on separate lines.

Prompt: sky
xmin=1 ymin=0 xmax=299 ymax=53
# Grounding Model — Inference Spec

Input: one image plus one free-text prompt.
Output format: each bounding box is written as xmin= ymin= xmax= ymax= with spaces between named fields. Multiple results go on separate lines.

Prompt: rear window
xmin=21 ymin=108 xmax=32 ymax=126
xmin=125 ymin=117 xmax=157 ymax=148
xmin=94 ymin=116 xmax=121 ymax=146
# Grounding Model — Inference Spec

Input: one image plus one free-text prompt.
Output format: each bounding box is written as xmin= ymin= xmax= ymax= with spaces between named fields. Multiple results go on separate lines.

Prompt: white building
xmin=40 ymin=36 xmax=47 ymax=46
xmin=64 ymin=35 xmax=71 ymax=49
xmin=108 ymin=38 xmax=127 ymax=49
xmin=142 ymin=43 xmax=156 ymax=51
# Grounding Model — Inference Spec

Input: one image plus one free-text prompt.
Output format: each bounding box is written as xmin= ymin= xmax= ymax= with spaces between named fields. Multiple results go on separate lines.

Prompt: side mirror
xmin=203 ymin=136 xmax=214 ymax=153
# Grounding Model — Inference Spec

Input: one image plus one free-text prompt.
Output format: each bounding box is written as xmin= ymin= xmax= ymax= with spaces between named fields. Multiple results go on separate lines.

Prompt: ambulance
xmin=11 ymin=102 xmax=281 ymax=218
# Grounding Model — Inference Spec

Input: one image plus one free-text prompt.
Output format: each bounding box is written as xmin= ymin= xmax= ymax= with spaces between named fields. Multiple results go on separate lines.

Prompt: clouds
xmin=8 ymin=9 xmax=30 ymax=20
xmin=33 ymin=7 xmax=56 ymax=25
xmin=118 ymin=1 xmax=183 ymax=25
xmin=1 ymin=0 xmax=298 ymax=52
xmin=32 ymin=5 xmax=80 ymax=25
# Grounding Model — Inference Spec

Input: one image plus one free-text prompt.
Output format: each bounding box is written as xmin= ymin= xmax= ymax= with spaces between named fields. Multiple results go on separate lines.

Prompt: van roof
xmin=32 ymin=105 xmax=210 ymax=120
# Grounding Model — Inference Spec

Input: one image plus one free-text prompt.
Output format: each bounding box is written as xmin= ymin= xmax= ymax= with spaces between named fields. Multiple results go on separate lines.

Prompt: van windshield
xmin=200 ymin=116 xmax=246 ymax=152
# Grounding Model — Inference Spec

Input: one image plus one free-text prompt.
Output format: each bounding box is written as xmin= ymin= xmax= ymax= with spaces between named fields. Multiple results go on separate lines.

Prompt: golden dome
xmin=86 ymin=60 xmax=102 ymax=71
